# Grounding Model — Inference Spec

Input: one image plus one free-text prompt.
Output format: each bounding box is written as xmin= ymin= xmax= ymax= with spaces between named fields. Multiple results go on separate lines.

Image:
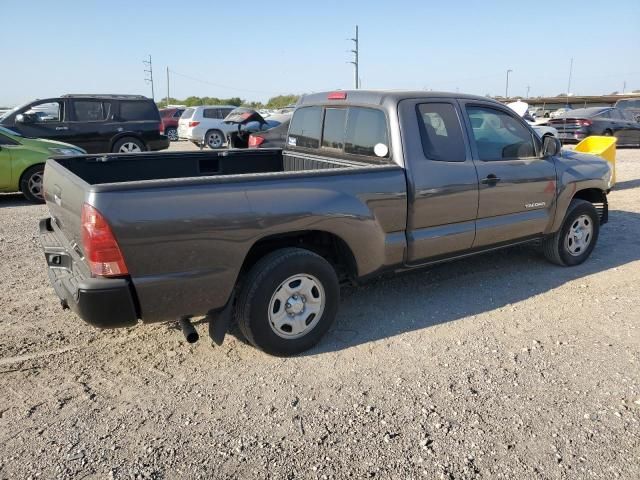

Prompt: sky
xmin=2 ymin=0 xmax=639 ymax=107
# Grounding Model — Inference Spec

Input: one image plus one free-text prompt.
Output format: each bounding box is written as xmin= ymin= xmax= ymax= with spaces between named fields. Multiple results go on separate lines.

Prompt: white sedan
xmin=508 ymin=101 xmax=559 ymax=140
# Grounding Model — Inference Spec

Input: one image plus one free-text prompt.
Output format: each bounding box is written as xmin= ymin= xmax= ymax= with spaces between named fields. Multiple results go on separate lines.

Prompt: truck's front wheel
xmin=542 ymin=199 xmax=600 ymax=266
xmin=235 ymin=248 xmax=340 ymax=356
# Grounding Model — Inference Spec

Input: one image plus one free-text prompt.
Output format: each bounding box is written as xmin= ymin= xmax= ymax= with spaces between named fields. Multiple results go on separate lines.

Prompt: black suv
xmin=0 ymin=94 xmax=169 ymax=153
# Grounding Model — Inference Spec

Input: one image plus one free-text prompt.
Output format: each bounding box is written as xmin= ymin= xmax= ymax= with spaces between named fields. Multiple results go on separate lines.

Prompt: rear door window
xmin=417 ymin=103 xmax=466 ymax=161
xmin=203 ymin=108 xmax=218 ymax=119
xmin=288 ymin=106 xmax=322 ymax=148
xmin=321 ymin=108 xmax=347 ymax=150
xmin=72 ymin=100 xmax=109 ymax=122
xmin=119 ymin=101 xmax=158 ymax=121
xmin=344 ymin=107 xmax=388 ymax=157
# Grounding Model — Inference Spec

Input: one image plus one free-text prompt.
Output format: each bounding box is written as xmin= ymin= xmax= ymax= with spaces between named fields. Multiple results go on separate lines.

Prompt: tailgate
xmin=43 ymin=158 xmax=89 ymax=250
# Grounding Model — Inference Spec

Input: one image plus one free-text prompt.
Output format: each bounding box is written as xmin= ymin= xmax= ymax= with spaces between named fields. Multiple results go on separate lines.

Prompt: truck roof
xmin=298 ymin=90 xmax=496 ymax=107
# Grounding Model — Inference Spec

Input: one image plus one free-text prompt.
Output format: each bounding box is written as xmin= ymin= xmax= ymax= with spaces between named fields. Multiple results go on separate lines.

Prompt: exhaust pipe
xmin=179 ymin=317 xmax=199 ymax=343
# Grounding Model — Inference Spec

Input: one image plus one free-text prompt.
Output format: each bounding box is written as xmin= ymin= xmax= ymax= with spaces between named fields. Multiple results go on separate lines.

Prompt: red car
xmin=159 ymin=107 xmax=185 ymax=141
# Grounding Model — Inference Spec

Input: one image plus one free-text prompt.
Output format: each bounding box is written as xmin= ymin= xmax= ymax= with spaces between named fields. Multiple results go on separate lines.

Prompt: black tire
xmin=542 ymin=199 xmax=600 ymax=266
xmin=235 ymin=248 xmax=340 ymax=356
xmin=603 ymin=129 xmax=613 ymax=137
xmin=205 ymin=130 xmax=225 ymax=149
xmin=166 ymin=127 xmax=178 ymax=142
xmin=112 ymin=137 xmax=145 ymax=153
xmin=20 ymin=165 xmax=45 ymax=204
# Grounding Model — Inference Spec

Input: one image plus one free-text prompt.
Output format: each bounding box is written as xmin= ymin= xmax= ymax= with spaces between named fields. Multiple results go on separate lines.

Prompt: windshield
xmin=0 ymin=126 xmax=21 ymax=137
xmin=0 ymin=107 xmax=17 ymax=122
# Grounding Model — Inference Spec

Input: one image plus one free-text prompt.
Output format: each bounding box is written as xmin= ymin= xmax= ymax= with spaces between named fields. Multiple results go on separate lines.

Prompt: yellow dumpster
xmin=574 ymin=136 xmax=617 ymax=186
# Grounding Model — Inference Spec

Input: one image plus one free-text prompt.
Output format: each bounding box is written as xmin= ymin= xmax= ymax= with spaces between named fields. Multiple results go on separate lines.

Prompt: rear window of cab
xmin=288 ymin=105 xmax=390 ymax=159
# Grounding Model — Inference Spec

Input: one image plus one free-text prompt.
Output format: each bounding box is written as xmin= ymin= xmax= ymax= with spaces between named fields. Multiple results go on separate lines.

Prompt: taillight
xmin=188 ymin=121 xmax=200 ymax=127
xmin=248 ymin=135 xmax=264 ymax=148
xmin=81 ymin=203 xmax=129 ymax=277
xmin=580 ymin=119 xmax=592 ymax=127
xmin=159 ymin=122 xmax=164 ymax=134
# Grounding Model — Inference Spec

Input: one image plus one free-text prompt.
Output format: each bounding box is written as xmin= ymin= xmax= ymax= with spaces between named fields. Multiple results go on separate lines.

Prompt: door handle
xmin=481 ymin=174 xmax=501 ymax=185
xmin=55 ymin=126 xmax=68 ymax=131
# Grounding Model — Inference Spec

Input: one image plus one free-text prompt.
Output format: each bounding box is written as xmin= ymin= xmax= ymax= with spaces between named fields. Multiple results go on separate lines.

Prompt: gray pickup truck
xmin=39 ymin=90 xmax=612 ymax=355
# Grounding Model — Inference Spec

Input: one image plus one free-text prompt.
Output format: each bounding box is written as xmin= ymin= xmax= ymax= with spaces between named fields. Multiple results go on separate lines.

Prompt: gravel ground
xmin=1 ymin=146 xmax=639 ymax=479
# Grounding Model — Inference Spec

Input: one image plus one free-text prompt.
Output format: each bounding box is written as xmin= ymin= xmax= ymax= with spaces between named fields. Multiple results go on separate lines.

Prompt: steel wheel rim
xmin=119 ymin=142 xmax=141 ymax=153
xmin=207 ymin=133 xmax=223 ymax=148
xmin=28 ymin=171 xmax=44 ymax=200
xmin=268 ymin=274 xmax=325 ymax=339
xmin=565 ymin=214 xmax=593 ymax=256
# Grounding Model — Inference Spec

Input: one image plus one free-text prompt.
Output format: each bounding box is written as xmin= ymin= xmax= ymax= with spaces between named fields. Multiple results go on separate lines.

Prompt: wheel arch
xmin=571 ymin=188 xmax=608 ymax=224
xmin=238 ymin=230 xmax=358 ymax=285
xmin=109 ymin=133 xmax=147 ymax=151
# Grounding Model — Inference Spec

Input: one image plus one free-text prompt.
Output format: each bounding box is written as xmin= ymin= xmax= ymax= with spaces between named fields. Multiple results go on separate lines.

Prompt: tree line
xmin=158 ymin=94 xmax=300 ymax=110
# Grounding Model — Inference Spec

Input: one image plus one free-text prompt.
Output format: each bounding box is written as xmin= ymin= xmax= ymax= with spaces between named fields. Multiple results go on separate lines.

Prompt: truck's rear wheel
xmin=542 ymin=199 xmax=600 ymax=266
xmin=235 ymin=248 xmax=339 ymax=356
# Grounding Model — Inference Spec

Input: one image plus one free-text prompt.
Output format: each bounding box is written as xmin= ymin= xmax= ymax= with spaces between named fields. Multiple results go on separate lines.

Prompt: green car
xmin=0 ymin=126 xmax=85 ymax=203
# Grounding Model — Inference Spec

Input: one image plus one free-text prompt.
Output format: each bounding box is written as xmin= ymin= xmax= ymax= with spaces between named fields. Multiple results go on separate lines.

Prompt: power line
xmin=143 ymin=54 xmax=154 ymax=100
xmin=168 ymin=69 xmax=281 ymax=96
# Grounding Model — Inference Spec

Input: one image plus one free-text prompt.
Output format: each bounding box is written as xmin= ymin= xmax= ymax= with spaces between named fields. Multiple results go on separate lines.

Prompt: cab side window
xmin=23 ymin=101 xmax=63 ymax=124
xmin=417 ymin=103 xmax=466 ymax=162
xmin=288 ymin=106 xmax=322 ymax=148
xmin=466 ymin=106 xmax=536 ymax=161
xmin=344 ymin=107 xmax=388 ymax=157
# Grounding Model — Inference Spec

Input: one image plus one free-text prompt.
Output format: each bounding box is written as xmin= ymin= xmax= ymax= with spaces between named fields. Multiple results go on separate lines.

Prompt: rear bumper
xmin=39 ymin=218 xmax=138 ymax=328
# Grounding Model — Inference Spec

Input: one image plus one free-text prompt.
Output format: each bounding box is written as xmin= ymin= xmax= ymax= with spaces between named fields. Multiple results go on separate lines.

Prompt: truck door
xmin=399 ymin=99 xmax=479 ymax=264
xmin=460 ymin=101 xmax=557 ymax=248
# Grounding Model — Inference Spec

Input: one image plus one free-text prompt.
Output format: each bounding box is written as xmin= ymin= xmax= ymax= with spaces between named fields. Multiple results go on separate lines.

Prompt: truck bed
xmin=42 ymin=148 xmax=407 ymax=324
xmin=53 ymin=149 xmax=374 ymax=186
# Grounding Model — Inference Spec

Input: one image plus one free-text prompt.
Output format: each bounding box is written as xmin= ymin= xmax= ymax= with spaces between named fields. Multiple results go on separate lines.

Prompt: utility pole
xmin=166 ymin=67 xmax=170 ymax=107
xmin=567 ymin=57 xmax=573 ymax=98
xmin=143 ymin=54 xmax=154 ymax=100
xmin=622 ymin=80 xmax=626 ymax=94
xmin=505 ymin=69 xmax=513 ymax=99
xmin=526 ymin=85 xmax=531 ymax=99
xmin=348 ymin=25 xmax=359 ymax=89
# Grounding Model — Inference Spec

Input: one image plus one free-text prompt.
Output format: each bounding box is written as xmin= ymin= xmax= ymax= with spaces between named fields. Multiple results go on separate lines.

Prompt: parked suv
xmin=177 ymin=105 xmax=236 ymax=148
xmin=0 ymin=94 xmax=169 ymax=154
xmin=159 ymin=107 xmax=184 ymax=141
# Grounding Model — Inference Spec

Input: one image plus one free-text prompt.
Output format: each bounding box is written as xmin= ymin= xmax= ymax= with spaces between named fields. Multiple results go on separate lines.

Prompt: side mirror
xmin=542 ymin=136 xmax=561 ymax=157
xmin=16 ymin=113 xmax=35 ymax=124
